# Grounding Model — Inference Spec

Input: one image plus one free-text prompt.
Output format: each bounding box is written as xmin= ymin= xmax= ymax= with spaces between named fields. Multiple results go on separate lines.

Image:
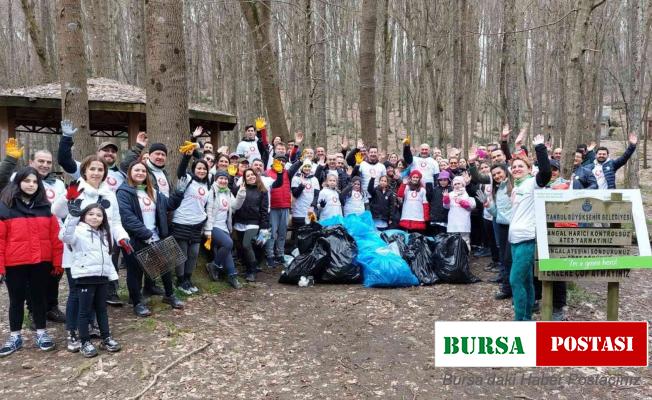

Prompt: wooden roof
xmin=0 ymin=78 xmax=237 ymax=131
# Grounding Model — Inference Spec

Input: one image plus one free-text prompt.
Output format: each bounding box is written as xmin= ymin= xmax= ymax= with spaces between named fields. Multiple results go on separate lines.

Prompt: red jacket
xmin=266 ymin=169 xmax=291 ymax=209
xmin=0 ymin=200 xmax=63 ymax=274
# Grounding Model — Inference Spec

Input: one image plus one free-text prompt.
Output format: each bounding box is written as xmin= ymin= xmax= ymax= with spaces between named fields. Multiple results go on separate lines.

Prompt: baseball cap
xmin=98 ymin=141 xmax=118 ymax=152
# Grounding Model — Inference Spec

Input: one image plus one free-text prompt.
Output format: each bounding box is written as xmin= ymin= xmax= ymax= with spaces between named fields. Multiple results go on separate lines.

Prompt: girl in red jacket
xmin=397 ymin=170 xmax=430 ymax=232
xmin=0 ymin=167 xmax=63 ymax=357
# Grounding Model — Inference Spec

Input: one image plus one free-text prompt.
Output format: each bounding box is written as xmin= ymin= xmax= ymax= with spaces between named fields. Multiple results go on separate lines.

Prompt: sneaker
xmin=80 ymin=341 xmax=98 ymax=358
xmin=67 ymin=331 xmax=81 ymax=352
xmin=89 ymin=325 xmax=101 ymax=339
xmin=46 ymin=306 xmax=66 ymax=323
xmin=274 ymin=256 xmax=285 ymax=266
xmin=106 ymin=292 xmax=124 ymax=307
xmin=494 ymin=292 xmax=512 ymax=300
xmin=187 ymin=280 xmax=199 ymax=294
xmin=205 ymin=262 xmax=222 ymax=281
xmin=474 ymin=247 xmax=491 ymax=257
xmin=99 ymin=337 xmax=121 ymax=353
xmin=162 ymin=295 xmax=184 ymax=309
xmin=143 ymin=285 xmax=165 ymax=297
xmin=552 ymin=307 xmax=567 ymax=321
xmin=0 ymin=335 xmax=23 ymax=357
xmin=133 ymin=303 xmax=152 ymax=317
xmin=177 ymin=280 xmax=192 ymax=295
xmin=266 ymin=257 xmax=276 ymax=269
xmin=34 ymin=331 xmax=56 ymax=352
xmin=227 ymin=275 xmax=242 ymax=289
xmin=245 ymin=273 xmax=256 ymax=282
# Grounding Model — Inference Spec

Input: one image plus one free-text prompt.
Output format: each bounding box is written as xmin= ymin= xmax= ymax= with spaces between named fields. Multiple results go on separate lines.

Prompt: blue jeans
xmin=265 ymin=208 xmax=289 ymax=259
xmin=211 ymin=228 xmax=237 ymax=276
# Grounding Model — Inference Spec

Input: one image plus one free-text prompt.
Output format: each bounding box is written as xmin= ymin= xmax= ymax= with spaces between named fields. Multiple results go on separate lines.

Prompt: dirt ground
xmin=0 ymin=139 xmax=651 ymax=399
xmin=0 ymin=256 xmax=650 ymax=400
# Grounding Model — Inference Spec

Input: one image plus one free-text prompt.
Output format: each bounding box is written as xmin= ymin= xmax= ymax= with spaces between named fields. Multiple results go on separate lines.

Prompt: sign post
xmin=535 ymin=189 xmax=652 ymax=321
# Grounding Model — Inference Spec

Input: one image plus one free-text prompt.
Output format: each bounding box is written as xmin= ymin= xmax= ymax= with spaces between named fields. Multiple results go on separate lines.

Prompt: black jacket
xmin=367 ymin=177 xmax=396 ymax=222
xmin=314 ymin=164 xmax=349 ymax=191
xmin=115 ymin=183 xmax=183 ymax=249
xmin=232 ymin=185 xmax=270 ymax=229
xmin=120 ymin=143 xmax=172 ymax=193
xmin=425 ymin=183 xmax=449 ymax=224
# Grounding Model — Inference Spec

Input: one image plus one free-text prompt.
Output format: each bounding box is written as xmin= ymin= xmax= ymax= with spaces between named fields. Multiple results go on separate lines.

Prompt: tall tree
xmin=380 ymin=0 xmax=392 ymax=152
xmin=85 ymin=0 xmax=115 ymax=78
xmin=240 ymin=0 xmax=290 ymax=141
xmin=358 ymin=0 xmax=378 ymax=146
xmin=145 ymin=0 xmax=189 ymax=172
xmin=500 ymin=0 xmax=520 ymax=140
xmin=130 ymin=0 xmax=146 ymax=86
xmin=57 ymin=0 xmax=92 ymax=158
xmin=312 ymin=0 xmax=327 ymax=147
xmin=21 ymin=0 xmax=55 ymax=81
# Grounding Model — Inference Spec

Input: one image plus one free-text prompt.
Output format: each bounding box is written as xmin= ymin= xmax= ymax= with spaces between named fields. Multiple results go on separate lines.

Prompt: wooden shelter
xmin=0 ymin=78 xmax=237 ymax=157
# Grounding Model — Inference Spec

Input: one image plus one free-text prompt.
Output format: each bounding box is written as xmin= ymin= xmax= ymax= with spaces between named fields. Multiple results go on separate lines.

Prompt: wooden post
xmin=128 ymin=112 xmax=140 ymax=147
xmin=541 ymin=281 xmax=553 ymax=321
xmin=606 ymin=192 xmax=622 ymax=321
xmin=211 ymin=123 xmax=220 ymax=148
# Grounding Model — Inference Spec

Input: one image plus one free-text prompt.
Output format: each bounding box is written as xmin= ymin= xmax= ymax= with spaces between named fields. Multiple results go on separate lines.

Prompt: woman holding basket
xmin=116 ymin=161 xmax=185 ymax=317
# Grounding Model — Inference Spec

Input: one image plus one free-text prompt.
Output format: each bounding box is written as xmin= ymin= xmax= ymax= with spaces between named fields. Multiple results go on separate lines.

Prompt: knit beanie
xmin=149 ymin=143 xmax=168 ymax=155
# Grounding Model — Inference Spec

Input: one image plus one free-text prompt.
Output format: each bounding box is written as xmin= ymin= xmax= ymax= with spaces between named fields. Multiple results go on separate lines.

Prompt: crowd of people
xmin=0 ymin=117 xmax=637 ymax=359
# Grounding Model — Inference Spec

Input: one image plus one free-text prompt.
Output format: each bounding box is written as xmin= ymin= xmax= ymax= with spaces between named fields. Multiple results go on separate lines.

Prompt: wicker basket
xmin=135 ymin=236 xmax=187 ymax=279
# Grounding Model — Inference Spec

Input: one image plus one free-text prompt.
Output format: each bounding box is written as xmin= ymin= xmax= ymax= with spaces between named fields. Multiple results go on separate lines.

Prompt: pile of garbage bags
xmin=279 ymin=211 xmax=479 ymax=288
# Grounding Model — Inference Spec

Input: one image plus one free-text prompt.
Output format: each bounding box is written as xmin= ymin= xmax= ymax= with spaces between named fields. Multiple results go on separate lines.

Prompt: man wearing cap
xmin=57 ymin=120 xmax=125 ymax=192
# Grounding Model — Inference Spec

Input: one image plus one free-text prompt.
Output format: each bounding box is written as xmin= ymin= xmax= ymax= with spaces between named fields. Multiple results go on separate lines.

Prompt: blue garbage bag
xmin=382 ymin=229 xmax=411 ymax=244
xmin=359 ymin=247 xmax=419 ymax=288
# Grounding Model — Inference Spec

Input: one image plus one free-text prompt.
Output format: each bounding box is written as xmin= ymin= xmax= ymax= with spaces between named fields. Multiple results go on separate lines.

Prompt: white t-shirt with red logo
xmin=150 ymin=168 xmax=170 ymax=197
xmin=400 ymin=186 xmax=428 ymax=222
xmin=343 ymin=189 xmax=368 ymax=217
xmin=137 ymin=189 xmax=159 ymax=241
xmin=291 ymin=175 xmax=319 ymax=219
xmin=103 ymin=169 xmax=125 ymax=192
xmin=172 ymin=179 xmax=209 ymax=225
xmin=411 ymin=156 xmax=440 ymax=184
xmin=44 ymin=179 xmax=66 ymax=205
xmin=359 ymin=161 xmax=386 ymax=196
xmin=317 ymin=188 xmax=342 ymax=221
xmin=236 ymin=140 xmax=261 ymax=164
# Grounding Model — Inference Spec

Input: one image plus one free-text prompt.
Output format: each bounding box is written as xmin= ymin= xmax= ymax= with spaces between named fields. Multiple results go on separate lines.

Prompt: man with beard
xmin=403 ymin=139 xmax=440 ymax=184
xmin=347 ymin=145 xmax=386 ymax=197
xmin=592 ymin=134 xmax=637 ymax=189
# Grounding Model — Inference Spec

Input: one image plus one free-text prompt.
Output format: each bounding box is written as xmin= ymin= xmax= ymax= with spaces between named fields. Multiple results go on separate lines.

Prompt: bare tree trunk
xmin=380 ymin=0 xmax=392 ymax=152
xmin=625 ymin=0 xmax=644 ymax=188
xmin=240 ymin=0 xmax=290 ymax=141
xmin=21 ymin=0 xmax=55 ymax=81
xmin=57 ymin=0 xmax=92 ymax=159
xmin=130 ymin=0 xmax=146 ymax=86
xmin=85 ymin=0 xmax=114 ymax=78
xmin=313 ymin=0 xmax=326 ymax=147
xmin=145 ymin=0 xmax=189 ymax=174
xmin=358 ymin=0 xmax=378 ymax=146
xmin=502 ymin=0 xmax=520 ymax=139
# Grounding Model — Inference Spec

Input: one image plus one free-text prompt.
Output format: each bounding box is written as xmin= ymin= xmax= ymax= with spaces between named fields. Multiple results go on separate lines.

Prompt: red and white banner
xmin=435 ymin=321 xmax=648 ymax=367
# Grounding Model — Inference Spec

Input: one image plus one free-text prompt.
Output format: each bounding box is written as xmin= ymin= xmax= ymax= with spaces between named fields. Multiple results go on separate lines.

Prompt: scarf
xmin=146 ymin=159 xmax=165 ymax=172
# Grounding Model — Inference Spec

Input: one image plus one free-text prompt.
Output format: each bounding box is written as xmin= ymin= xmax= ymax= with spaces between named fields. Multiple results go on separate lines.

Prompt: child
xmin=397 ymin=170 xmax=429 ymax=232
xmin=425 ymin=170 xmax=451 ymax=236
xmin=291 ymin=160 xmax=320 ymax=231
xmin=367 ymin=175 xmax=396 ymax=229
xmin=341 ymin=176 xmax=368 ymax=217
xmin=443 ymin=175 xmax=475 ymax=249
xmin=317 ymin=173 xmax=343 ymax=221
xmin=61 ymin=203 xmax=121 ymax=357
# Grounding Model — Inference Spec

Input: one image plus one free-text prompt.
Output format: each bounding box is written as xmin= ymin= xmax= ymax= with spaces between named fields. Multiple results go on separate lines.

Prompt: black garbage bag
xmin=430 ymin=233 xmax=480 ymax=284
xmin=382 ymin=232 xmax=410 ymax=259
xmin=296 ymin=222 xmax=323 ymax=254
xmin=314 ymin=226 xmax=360 ymax=283
xmin=278 ymin=252 xmax=329 ymax=284
xmin=405 ymin=233 xmax=439 ymax=285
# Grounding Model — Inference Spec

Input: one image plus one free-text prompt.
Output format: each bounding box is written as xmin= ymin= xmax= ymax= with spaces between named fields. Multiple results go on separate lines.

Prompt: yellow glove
xmin=203 ymin=237 xmax=212 ymax=251
xmin=178 ymin=140 xmax=198 ymax=154
xmin=5 ymin=138 xmax=23 ymax=159
xmin=354 ymin=151 xmax=364 ymax=165
xmin=402 ymin=136 xmax=411 ymax=146
xmin=255 ymin=117 xmax=266 ymax=131
xmin=308 ymin=211 xmax=317 ymax=223
xmin=228 ymin=164 xmax=238 ymax=177
xmin=272 ymin=159 xmax=283 ymax=173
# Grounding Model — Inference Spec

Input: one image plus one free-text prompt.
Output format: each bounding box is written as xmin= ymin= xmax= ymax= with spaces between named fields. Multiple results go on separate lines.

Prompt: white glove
xmin=61 ymin=120 xmax=78 ymax=138
xmin=177 ymin=176 xmax=191 ymax=192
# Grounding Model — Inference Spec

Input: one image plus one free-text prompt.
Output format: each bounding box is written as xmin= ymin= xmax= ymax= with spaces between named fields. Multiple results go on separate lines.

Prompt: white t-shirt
xmin=592 ymin=162 xmax=608 ymax=190
xmin=400 ymin=186 xmax=428 ymax=222
xmin=359 ymin=161 xmax=386 ymax=196
xmin=343 ymin=189 xmax=367 ymax=216
xmin=236 ymin=140 xmax=261 ymax=164
xmin=172 ymin=180 xmax=209 ymax=225
xmin=211 ymin=190 xmax=231 ymax=233
xmin=318 ymin=188 xmax=342 ymax=221
xmin=411 ymin=156 xmax=440 ymax=184
xmin=446 ymin=190 xmax=474 ymax=233
xmin=508 ymin=176 xmax=543 ymax=243
xmin=291 ymin=175 xmax=319 ymax=219
xmin=151 ymin=168 xmax=170 ymax=197
xmin=138 ymin=189 xmax=159 ymax=241
xmin=104 ymin=169 xmax=125 ymax=192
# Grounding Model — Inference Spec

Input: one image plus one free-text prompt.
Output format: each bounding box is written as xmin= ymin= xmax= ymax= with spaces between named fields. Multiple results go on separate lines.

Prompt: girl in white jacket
xmin=61 ymin=203 xmax=121 ymax=358
xmin=443 ymin=175 xmax=475 ymax=250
